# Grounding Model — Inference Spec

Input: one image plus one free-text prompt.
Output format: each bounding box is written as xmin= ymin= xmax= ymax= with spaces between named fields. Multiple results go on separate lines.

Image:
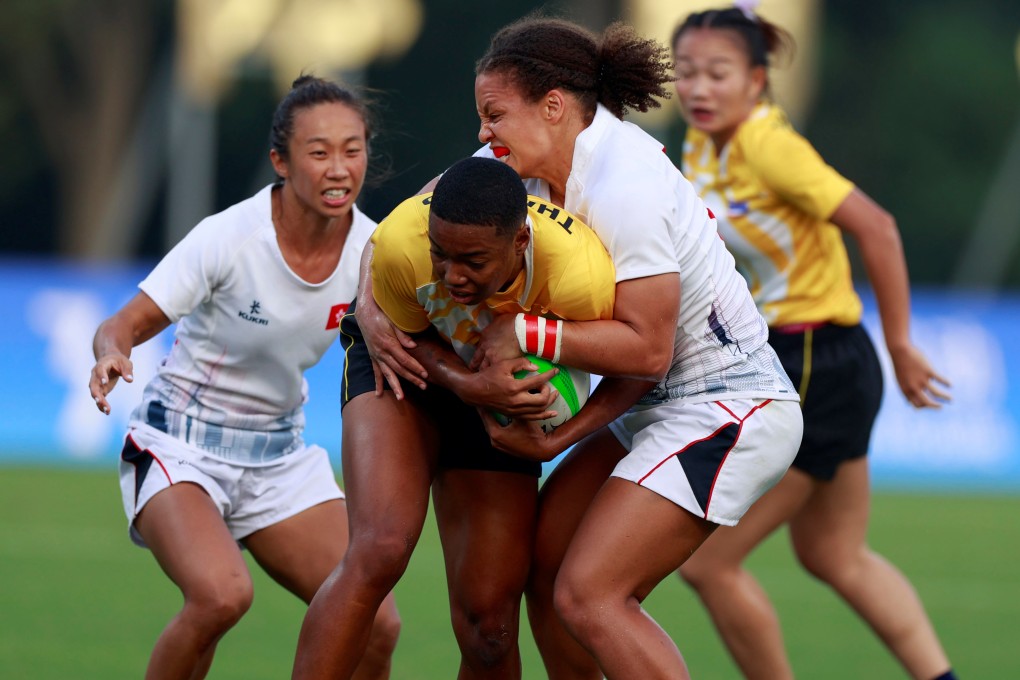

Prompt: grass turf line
xmin=0 ymin=466 xmax=1016 ymax=678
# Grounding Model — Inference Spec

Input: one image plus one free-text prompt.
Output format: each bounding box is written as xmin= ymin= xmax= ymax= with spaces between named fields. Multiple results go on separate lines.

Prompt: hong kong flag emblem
xmin=325 ymin=303 xmax=349 ymax=330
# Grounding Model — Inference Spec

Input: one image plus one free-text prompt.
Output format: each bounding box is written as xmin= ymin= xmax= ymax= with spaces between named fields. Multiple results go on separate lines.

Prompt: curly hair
xmin=476 ymin=17 xmax=675 ymax=120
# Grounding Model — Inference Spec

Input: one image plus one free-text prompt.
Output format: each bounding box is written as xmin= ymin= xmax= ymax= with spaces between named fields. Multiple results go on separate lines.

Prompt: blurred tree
xmin=807 ymin=0 xmax=1020 ymax=285
xmin=0 ymin=0 xmax=172 ymax=258
xmin=358 ymin=0 xmax=620 ymax=221
xmin=1 ymin=0 xmax=1017 ymax=289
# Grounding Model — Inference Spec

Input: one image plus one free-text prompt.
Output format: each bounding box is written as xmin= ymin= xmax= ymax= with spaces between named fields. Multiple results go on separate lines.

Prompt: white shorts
xmin=119 ymin=424 xmax=344 ymax=547
xmin=609 ymin=398 xmax=802 ymax=526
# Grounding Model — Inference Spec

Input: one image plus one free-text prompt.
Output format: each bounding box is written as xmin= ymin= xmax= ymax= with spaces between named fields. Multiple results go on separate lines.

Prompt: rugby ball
xmin=494 ymin=354 xmax=590 ymax=433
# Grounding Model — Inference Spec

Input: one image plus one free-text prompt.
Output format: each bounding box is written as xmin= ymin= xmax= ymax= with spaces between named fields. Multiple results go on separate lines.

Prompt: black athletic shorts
xmin=339 ymin=299 xmax=542 ymax=477
xmin=768 ymin=323 xmax=883 ymax=481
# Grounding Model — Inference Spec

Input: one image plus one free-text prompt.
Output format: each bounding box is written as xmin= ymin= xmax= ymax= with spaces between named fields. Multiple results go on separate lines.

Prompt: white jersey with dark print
xmin=477 ymin=105 xmax=796 ymax=405
xmin=130 ymin=184 xmax=377 ymax=464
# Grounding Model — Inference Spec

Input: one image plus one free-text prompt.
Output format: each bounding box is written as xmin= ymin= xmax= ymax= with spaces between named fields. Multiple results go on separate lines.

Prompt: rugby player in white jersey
xmin=88 ymin=76 xmax=399 ymax=680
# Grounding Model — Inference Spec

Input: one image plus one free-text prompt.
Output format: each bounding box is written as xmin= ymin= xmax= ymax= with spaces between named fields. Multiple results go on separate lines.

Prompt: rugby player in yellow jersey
xmin=294 ymin=156 xmax=636 ymax=680
xmin=671 ymin=6 xmax=956 ymax=680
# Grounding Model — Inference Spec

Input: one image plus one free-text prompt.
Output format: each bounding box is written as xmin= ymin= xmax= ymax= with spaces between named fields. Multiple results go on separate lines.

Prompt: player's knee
xmin=184 ymin=576 xmax=254 ymax=634
xmin=450 ymin=597 xmax=520 ymax=666
xmin=678 ymin=556 xmax=730 ymax=593
xmin=552 ymin=571 xmax=601 ymax=638
xmin=346 ymin=529 xmax=415 ymax=587
xmin=794 ymin=540 xmax=854 ymax=585
xmin=678 ymin=560 xmax=708 ymax=591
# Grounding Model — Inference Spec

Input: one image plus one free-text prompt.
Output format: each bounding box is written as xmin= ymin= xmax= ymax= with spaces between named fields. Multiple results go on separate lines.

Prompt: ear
xmin=514 ymin=222 xmax=531 ymax=255
xmin=749 ymin=66 xmax=767 ymax=100
xmin=269 ymin=149 xmax=288 ymax=179
xmin=543 ymin=89 xmax=567 ymax=123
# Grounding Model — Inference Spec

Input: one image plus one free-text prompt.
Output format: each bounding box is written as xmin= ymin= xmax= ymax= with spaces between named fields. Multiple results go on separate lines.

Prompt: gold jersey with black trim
xmin=682 ymin=102 xmax=860 ymax=328
xmin=371 ymin=193 xmax=616 ymax=363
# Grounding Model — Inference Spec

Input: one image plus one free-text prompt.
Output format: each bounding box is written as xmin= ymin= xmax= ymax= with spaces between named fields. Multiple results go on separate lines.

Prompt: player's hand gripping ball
xmin=494 ymin=354 xmax=590 ymax=433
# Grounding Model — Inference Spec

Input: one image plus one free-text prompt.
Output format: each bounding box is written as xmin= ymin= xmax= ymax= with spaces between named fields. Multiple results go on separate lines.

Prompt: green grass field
xmin=0 ymin=466 xmax=1017 ymax=678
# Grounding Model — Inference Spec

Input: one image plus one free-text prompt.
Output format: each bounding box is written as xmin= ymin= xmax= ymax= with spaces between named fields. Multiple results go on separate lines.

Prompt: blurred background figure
xmin=669 ymin=5 xmax=955 ymax=680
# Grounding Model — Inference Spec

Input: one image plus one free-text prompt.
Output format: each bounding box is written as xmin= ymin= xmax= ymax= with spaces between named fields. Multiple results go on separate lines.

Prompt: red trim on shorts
xmin=703 ymin=427 xmax=742 ymax=519
xmin=714 ymin=401 xmax=740 ymax=421
xmin=126 ymin=433 xmax=173 ymax=484
xmin=713 ymin=399 xmax=773 ymax=423
xmin=637 ymin=423 xmax=734 ymax=486
xmin=703 ymin=400 xmax=774 ymax=517
xmin=637 ymin=400 xmax=778 ymax=518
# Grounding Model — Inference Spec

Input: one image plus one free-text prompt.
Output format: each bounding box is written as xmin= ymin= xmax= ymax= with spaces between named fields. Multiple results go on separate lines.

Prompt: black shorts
xmin=339 ymin=299 xmax=542 ymax=477
xmin=768 ymin=323 xmax=883 ymax=481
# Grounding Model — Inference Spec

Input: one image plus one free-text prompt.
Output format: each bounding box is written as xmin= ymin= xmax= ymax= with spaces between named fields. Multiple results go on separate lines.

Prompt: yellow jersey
xmin=682 ymin=103 xmax=860 ymax=327
xmin=371 ymin=193 xmax=616 ymax=363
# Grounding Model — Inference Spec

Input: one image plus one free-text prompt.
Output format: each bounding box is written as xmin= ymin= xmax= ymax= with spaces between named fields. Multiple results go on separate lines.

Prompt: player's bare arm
xmin=408 ymin=327 xmax=559 ymax=420
xmin=832 ymin=189 xmax=951 ymax=408
xmin=89 ymin=292 xmax=170 ymax=414
xmin=355 ymin=241 xmax=427 ymax=397
xmin=471 ymin=274 xmax=680 ymax=381
xmin=481 ymin=375 xmax=655 ymax=461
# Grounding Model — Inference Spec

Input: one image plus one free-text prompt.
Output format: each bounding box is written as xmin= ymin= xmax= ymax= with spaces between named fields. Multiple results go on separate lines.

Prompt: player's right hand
xmin=356 ymin=294 xmax=427 ymax=399
xmin=89 ymin=354 xmax=134 ymax=415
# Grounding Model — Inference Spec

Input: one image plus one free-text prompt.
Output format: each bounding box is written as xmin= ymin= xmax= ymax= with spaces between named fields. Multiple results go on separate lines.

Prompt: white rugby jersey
xmin=130 ymin=185 xmax=376 ymax=464
xmin=478 ymin=105 xmax=796 ymax=405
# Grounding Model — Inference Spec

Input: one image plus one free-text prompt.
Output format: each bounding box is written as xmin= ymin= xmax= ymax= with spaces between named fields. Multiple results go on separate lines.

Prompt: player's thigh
xmin=788 ymin=456 xmax=871 ymax=566
xmin=683 ymin=466 xmax=815 ymax=573
xmin=136 ymin=482 xmax=251 ymax=596
xmin=534 ymin=427 xmax=626 ymax=571
xmin=561 ymin=477 xmax=715 ymax=602
xmin=244 ymin=498 xmax=348 ymax=603
xmin=340 ymin=390 xmax=438 ymax=534
xmin=432 ymin=467 xmax=539 ymax=604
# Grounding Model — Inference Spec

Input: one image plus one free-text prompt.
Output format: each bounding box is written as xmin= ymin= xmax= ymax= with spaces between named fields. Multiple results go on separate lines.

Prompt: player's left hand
xmin=465 ymin=356 xmax=558 ymax=418
xmin=470 ymin=314 xmax=521 ymax=371
xmin=889 ymin=344 xmax=951 ymax=409
xmin=478 ymin=408 xmax=560 ymax=462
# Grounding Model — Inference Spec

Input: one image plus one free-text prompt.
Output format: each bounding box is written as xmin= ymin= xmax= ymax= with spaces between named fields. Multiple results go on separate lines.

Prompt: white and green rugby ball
xmin=494 ymin=354 xmax=590 ymax=433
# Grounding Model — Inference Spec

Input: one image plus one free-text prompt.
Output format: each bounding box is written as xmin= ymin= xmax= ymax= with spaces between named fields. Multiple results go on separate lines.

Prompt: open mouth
xmin=690 ymin=108 xmax=713 ymax=124
xmin=449 ymin=289 xmax=476 ymax=304
xmin=323 ymin=188 xmax=351 ymax=206
xmin=492 ymin=146 xmax=510 ymax=159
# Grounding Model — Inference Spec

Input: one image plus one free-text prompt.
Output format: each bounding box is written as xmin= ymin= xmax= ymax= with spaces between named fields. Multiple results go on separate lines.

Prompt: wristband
xmin=514 ymin=313 xmax=563 ymax=363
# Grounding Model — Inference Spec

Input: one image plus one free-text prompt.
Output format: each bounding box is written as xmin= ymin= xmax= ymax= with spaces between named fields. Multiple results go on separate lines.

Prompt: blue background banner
xmin=2 ymin=258 xmax=1017 ymax=492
